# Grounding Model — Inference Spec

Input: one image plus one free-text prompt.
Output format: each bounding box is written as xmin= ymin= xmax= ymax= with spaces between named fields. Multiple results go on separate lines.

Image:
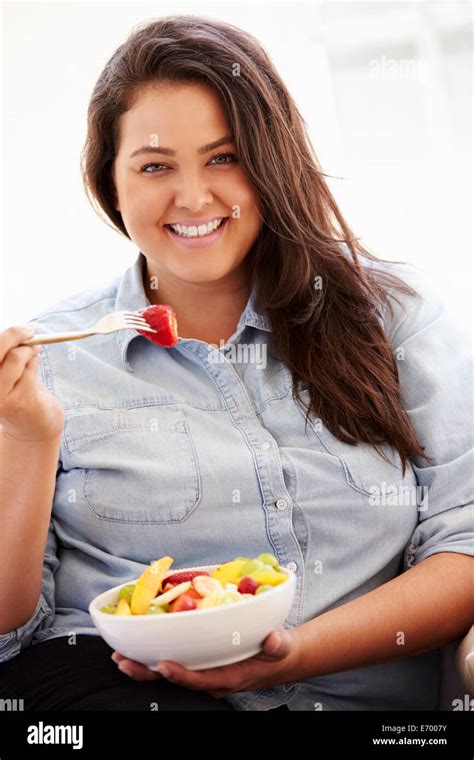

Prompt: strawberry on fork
xmin=135 ymin=305 xmax=179 ymax=347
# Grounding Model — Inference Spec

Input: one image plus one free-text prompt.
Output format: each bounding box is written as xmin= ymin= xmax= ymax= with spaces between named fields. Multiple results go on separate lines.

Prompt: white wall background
xmin=1 ymin=0 xmax=472 ymax=338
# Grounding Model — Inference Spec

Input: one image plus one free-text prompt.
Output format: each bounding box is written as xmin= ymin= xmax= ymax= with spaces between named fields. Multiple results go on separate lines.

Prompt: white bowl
xmin=89 ymin=563 xmax=296 ymax=671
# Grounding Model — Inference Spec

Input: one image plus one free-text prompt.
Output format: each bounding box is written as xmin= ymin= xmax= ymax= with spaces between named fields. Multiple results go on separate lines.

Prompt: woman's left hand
xmin=111 ymin=626 xmax=303 ymax=699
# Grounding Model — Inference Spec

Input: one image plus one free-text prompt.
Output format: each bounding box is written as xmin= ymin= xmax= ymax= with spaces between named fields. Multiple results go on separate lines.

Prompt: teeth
xmin=168 ymin=218 xmax=225 ymax=237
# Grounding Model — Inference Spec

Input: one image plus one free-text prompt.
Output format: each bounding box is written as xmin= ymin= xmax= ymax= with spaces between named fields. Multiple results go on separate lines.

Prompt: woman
xmin=0 ymin=15 xmax=472 ymax=711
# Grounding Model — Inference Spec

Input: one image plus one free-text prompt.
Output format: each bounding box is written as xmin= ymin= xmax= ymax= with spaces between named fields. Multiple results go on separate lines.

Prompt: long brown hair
xmin=80 ymin=15 xmax=430 ymax=474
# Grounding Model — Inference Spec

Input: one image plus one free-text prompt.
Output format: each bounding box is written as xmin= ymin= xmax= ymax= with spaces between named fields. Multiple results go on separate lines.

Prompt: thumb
xmin=261 ymin=628 xmax=293 ymax=659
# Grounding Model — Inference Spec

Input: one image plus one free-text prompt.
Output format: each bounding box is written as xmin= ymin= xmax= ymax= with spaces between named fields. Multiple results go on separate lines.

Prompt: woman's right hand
xmin=0 ymin=325 xmax=65 ymax=443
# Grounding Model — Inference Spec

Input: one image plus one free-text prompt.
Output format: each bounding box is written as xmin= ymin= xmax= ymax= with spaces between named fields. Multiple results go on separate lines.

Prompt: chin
xmin=170 ymin=258 xmax=248 ymax=284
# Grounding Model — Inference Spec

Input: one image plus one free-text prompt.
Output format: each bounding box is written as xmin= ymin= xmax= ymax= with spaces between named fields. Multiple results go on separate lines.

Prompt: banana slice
xmin=192 ymin=576 xmax=223 ymax=597
xmin=151 ymin=581 xmax=192 ymax=607
xmin=196 ymin=588 xmax=225 ymax=608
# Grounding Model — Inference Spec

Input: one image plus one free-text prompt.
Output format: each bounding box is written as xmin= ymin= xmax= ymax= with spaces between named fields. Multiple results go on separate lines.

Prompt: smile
xmin=165 ymin=217 xmax=227 ymax=238
xmin=164 ymin=217 xmax=229 ymax=249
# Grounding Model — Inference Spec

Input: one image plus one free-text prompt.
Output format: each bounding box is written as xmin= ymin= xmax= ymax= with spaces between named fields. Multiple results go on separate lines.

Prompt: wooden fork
xmin=21 ymin=311 xmax=157 ymax=346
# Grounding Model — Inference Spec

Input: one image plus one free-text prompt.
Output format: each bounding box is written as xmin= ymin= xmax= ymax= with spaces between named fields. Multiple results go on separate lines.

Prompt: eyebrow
xmin=129 ymin=135 xmax=234 ymax=159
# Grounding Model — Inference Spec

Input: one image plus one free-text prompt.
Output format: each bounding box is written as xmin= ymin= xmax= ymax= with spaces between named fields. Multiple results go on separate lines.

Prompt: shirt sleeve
xmin=0 ymin=338 xmax=60 ymax=663
xmin=0 ymin=517 xmax=59 ymax=662
xmin=380 ymin=264 xmax=473 ymax=571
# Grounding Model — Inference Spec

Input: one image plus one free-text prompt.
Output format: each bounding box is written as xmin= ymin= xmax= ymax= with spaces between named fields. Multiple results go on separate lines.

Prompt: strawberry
xmin=162 ymin=584 xmax=202 ymax=600
xmin=184 ymin=587 xmax=202 ymax=600
xmin=169 ymin=594 xmax=197 ymax=612
xmin=237 ymin=576 xmax=260 ymax=595
xmin=136 ymin=305 xmax=178 ymax=347
xmin=164 ymin=570 xmax=210 ymax=588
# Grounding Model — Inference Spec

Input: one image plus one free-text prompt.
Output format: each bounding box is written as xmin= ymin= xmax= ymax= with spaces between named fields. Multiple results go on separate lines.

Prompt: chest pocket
xmin=294 ymin=388 xmax=418 ymax=498
xmin=63 ymin=406 xmax=201 ymax=524
xmin=259 ymin=369 xmax=418 ymax=502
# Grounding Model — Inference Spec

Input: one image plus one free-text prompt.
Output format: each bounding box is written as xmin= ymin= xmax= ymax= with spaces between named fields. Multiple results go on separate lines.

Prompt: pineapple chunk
xmin=115 ymin=598 xmax=132 ymax=615
xmin=248 ymin=570 xmax=287 ymax=586
xmin=130 ymin=556 xmax=174 ymax=614
xmin=210 ymin=559 xmax=247 ymax=586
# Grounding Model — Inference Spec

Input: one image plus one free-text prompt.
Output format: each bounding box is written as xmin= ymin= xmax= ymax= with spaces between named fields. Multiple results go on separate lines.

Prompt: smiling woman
xmin=80 ymin=15 xmax=431 ymax=469
xmin=0 ymin=13 xmax=472 ymax=715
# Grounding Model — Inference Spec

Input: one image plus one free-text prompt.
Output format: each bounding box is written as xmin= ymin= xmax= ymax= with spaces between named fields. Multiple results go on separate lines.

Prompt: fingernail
xmin=111 ymin=653 xmax=120 ymax=663
xmin=155 ymin=663 xmax=171 ymax=678
xmin=118 ymin=661 xmax=131 ymax=675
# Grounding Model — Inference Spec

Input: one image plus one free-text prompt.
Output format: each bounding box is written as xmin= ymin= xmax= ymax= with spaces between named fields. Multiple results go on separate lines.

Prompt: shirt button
xmin=286 ymin=561 xmax=297 ymax=573
xmin=260 ymin=442 xmax=271 ymax=451
xmin=275 ymin=498 xmax=288 ymax=510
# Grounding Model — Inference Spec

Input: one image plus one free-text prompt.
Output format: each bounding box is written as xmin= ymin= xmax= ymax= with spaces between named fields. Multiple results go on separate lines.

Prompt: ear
xmin=111 ymin=165 xmax=120 ymax=212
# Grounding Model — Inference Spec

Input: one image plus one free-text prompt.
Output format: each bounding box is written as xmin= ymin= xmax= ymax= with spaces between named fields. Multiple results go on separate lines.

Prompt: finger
xmin=0 ymin=346 xmax=40 ymax=396
xmin=252 ymin=629 xmax=293 ymax=662
xmin=267 ymin=628 xmax=292 ymax=655
xmin=207 ymin=689 xmax=230 ymax=700
xmin=6 ymin=352 xmax=42 ymax=402
xmin=0 ymin=326 xmax=36 ymax=365
xmin=155 ymin=660 xmax=243 ymax=692
xmin=114 ymin=657 xmax=164 ymax=682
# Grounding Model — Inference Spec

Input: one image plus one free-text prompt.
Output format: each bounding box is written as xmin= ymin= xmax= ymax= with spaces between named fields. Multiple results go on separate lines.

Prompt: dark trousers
xmin=0 ymin=635 xmax=290 ymax=711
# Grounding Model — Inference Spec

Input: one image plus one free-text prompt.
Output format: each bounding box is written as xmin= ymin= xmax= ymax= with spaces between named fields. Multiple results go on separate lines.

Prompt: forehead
xmin=117 ymin=82 xmax=230 ymax=154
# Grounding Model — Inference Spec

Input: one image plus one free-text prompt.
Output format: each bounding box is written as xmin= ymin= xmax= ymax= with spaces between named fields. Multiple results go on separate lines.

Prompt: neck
xmin=142 ymin=259 xmax=252 ymax=345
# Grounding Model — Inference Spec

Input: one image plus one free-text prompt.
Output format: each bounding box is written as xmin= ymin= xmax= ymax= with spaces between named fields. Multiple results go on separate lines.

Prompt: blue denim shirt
xmin=1 ymin=251 xmax=472 ymax=711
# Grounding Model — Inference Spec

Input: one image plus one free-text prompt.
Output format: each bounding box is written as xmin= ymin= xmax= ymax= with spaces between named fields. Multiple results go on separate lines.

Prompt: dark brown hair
xmin=81 ymin=15 xmax=430 ymax=474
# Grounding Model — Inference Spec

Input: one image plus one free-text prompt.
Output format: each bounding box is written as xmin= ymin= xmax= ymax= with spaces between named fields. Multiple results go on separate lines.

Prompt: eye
xmin=140 ymin=162 xmax=167 ymax=174
xmin=139 ymin=152 xmax=237 ymax=175
xmin=208 ymin=152 xmax=237 ymax=165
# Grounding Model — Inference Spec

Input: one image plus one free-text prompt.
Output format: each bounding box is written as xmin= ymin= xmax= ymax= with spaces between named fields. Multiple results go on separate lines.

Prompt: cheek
xmin=238 ymin=184 xmax=261 ymax=222
xmin=219 ymin=170 xmax=257 ymax=210
xmin=126 ymin=190 xmax=165 ymax=223
xmin=237 ymin=201 xmax=262 ymax=241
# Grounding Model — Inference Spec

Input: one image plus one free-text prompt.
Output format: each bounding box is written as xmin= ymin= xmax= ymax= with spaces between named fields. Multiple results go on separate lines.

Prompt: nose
xmin=173 ymin=170 xmax=214 ymax=213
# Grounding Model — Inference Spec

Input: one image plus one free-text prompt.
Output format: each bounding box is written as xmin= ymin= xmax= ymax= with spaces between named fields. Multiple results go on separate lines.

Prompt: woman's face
xmin=112 ymin=82 xmax=262 ymax=285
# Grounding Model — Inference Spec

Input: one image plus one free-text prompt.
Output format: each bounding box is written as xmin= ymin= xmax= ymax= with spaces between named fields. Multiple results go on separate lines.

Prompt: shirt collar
xmin=115 ymin=251 xmax=271 ymax=371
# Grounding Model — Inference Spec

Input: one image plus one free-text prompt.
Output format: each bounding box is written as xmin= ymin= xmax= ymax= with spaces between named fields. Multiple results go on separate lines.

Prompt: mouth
xmin=163 ymin=217 xmax=229 ymax=248
xmin=165 ymin=217 xmax=228 ymax=238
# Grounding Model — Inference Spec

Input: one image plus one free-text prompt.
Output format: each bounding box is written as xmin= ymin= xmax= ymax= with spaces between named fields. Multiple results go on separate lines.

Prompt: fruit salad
xmin=135 ymin=305 xmax=179 ymax=347
xmin=100 ymin=554 xmax=288 ymax=616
